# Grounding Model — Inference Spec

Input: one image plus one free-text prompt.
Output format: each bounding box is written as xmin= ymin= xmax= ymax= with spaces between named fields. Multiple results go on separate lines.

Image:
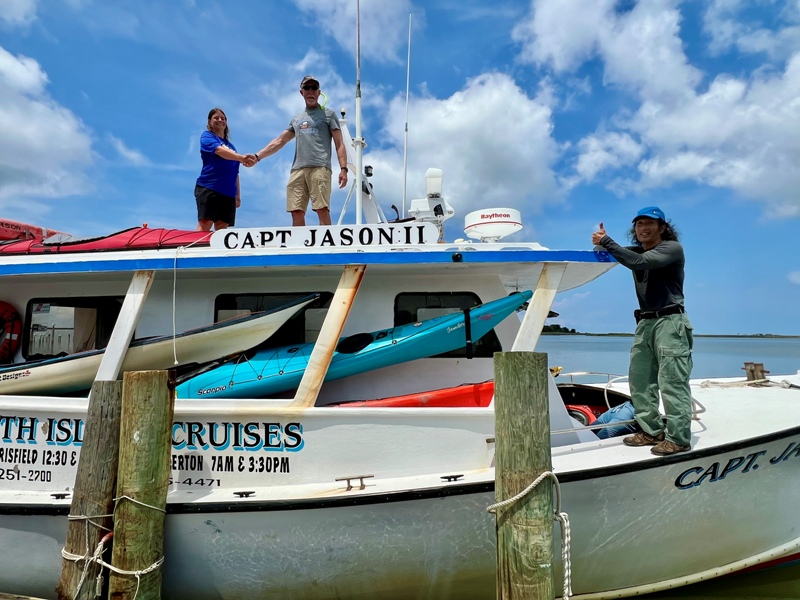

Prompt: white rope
xmin=699 ymin=378 xmax=769 ymax=388
xmin=700 ymin=379 xmax=800 ymax=390
xmin=487 ymin=470 xmax=573 ymax=599
xmin=555 ymin=510 xmax=572 ymax=600
xmin=61 ymin=495 xmax=167 ymax=599
xmin=172 ymin=247 xmax=182 ymax=365
xmin=170 ymin=234 xmax=211 ymax=365
xmin=699 ymin=377 xmax=800 ymax=390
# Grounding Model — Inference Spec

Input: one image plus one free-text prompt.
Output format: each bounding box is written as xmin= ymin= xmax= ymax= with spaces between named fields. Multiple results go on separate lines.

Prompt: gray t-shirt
xmin=598 ymin=237 xmax=685 ymax=311
xmin=287 ymin=107 xmax=341 ymax=171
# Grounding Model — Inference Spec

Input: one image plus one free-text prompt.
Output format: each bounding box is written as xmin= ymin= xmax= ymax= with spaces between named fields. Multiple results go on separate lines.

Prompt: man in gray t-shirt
xmin=253 ymin=76 xmax=349 ymax=226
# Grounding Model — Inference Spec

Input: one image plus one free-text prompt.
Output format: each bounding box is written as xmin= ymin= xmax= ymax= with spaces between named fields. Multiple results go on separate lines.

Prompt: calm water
xmin=538 ymin=334 xmax=800 ymax=599
xmin=537 ymin=334 xmax=800 ymax=379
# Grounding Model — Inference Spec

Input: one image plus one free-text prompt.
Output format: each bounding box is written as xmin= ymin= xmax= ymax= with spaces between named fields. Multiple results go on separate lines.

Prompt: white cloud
xmin=514 ymin=0 xmax=700 ymax=101
xmin=1 ymin=0 xmax=37 ymax=26
xmin=703 ymin=0 xmax=800 ymax=61
xmin=789 ymin=271 xmax=800 ymax=285
xmin=597 ymin=1 xmax=701 ymax=101
xmin=629 ymin=55 xmax=800 ymax=212
xmin=109 ymin=135 xmax=148 ymax=166
xmin=363 ymin=73 xmax=561 ymax=219
xmin=574 ymin=132 xmax=643 ymax=182
xmin=513 ymin=0 xmax=613 ymax=72
xmin=516 ymin=1 xmax=800 ymax=217
xmin=0 ymin=45 xmax=47 ymax=94
xmin=0 ymin=45 xmax=94 ymax=210
xmin=292 ymin=0 xmax=416 ymax=64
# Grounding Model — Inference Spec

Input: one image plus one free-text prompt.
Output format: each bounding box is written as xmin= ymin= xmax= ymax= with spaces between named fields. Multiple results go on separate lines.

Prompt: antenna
xmin=354 ymin=0 xmax=364 ymax=224
xmin=401 ymin=13 xmax=412 ymax=217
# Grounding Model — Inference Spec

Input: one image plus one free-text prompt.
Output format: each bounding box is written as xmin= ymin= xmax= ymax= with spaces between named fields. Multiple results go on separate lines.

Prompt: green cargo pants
xmin=628 ymin=312 xmax=694 ymax=447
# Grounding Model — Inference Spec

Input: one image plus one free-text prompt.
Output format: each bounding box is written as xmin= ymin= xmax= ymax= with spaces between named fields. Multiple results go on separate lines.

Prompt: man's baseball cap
xmin=300 ymin=75 xmax=320 ymax=87
xmin=632 ymin=206 xmax=666 ymax=222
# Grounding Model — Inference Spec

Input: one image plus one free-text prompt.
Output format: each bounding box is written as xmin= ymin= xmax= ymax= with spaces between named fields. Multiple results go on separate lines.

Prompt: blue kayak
xmin=176 ymin=290 xmax=532 ymax=399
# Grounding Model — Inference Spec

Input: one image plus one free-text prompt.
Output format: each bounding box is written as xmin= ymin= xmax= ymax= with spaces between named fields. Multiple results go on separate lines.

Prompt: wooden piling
xmin=108 ymin=371 xmax=174 ymax=600
xmin=57 ymin=379 xmax=123 ymax=600
xmin=494 ymin=351 xmax=554 ymax=600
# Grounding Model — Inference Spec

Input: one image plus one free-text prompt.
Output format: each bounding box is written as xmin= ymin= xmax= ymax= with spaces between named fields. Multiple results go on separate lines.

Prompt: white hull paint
xmin=1 ymin=374 xmax=799 ymax=599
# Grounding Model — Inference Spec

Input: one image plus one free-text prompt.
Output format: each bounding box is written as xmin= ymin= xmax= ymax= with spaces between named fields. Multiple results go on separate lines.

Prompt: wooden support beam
xmin=109 ymin=370 xmax=174 ymax=600
xmin=95 ymin=270 xmax=154 ymax=382
xmin=291 ymin=264 xmax=366 ymax=408
xmin=494 ymin=351 xmax=554 ymax=599
xmin=512 ymin=264 xmax=566 ymax=352
xmin=57 ymin=380 xmax=123 ymax=600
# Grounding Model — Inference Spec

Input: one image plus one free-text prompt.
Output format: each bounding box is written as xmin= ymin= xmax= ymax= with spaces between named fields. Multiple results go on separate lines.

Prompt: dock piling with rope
xmin=492 ymin=351 xmax=556 ymax=600
xmin=56 ymin=370 xmax=173 ymax=600
xmin=57 ymin=380 xmax=124 ymax=600
xmin=109 ymin=370 xmax=173 ymax=599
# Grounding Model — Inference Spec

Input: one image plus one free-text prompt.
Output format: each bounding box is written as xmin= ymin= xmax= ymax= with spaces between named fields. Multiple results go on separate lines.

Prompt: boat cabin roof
xmin=0 ymin=236 xmax=616 ymax=293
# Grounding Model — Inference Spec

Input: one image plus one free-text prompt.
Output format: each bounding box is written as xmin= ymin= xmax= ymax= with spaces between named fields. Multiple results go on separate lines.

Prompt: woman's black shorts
xmin=195 ymin=184 xmax=236 ymax=226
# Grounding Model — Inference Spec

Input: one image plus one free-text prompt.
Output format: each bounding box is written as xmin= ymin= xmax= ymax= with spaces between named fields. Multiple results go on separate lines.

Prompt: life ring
xmin=0 ymin=301 xmax=22 ymax=363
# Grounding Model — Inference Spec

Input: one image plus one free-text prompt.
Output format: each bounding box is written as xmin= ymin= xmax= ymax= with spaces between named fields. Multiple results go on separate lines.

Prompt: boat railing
xmin=557 ymin=370 xmax=706 ymax=423
xmin=550 ymin=419 xmax=636 ymax=438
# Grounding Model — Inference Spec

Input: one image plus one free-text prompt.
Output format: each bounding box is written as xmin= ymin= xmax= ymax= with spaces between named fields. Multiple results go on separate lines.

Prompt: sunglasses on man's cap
xmin=302 ymin=84 xmax=319 ymax=90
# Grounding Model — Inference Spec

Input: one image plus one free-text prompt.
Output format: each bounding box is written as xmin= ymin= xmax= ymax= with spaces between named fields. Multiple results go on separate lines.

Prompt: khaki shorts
xmin=286 ymin=166 xmax=332 ymax=212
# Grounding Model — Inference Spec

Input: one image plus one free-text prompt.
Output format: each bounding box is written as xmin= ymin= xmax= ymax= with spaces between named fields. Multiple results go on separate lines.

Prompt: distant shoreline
xmin=542 ymin=332 xmax=800 ymax=339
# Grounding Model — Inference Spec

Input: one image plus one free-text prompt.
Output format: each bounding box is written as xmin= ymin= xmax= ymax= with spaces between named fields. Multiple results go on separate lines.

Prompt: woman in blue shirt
xmin=195 ymin=108 xmax=254 ymax=231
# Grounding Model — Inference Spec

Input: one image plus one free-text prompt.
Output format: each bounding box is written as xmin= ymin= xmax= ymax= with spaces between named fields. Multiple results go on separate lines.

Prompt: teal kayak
xmin=176 ymin=290 xmax=532 ymax=399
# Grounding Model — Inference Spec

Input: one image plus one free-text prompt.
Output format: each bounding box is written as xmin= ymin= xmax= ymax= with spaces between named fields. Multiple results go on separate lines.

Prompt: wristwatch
xmin=340 ymin=166 xmax=348 ymax=171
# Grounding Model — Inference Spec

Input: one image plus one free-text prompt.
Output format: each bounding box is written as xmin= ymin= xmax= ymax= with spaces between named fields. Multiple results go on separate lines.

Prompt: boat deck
xmin=553 ymin=372 xmax=800 ymax=474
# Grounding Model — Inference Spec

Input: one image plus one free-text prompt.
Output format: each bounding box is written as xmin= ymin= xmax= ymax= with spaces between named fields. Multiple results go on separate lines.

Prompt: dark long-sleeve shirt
xmin=597 ymin=236 xmax=685 ymax=311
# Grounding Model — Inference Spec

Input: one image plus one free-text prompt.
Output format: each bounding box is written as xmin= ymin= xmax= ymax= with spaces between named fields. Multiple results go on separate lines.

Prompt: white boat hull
xmin=0 ymin=228 xmax=797 ymax=598
xmin=2 ymin=378 xmax=799 ymax=599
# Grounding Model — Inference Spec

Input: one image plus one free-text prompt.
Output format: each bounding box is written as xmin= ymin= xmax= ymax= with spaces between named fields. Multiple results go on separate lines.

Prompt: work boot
xmin=623 ymin=431 xmax=665 ymax=447
xmin=651 ymin=440 xmax=691 ymax=456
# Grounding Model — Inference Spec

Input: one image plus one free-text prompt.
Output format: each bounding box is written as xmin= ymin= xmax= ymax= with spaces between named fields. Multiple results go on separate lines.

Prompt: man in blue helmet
xmin=592 ymin=207 xmax=694 ymax=455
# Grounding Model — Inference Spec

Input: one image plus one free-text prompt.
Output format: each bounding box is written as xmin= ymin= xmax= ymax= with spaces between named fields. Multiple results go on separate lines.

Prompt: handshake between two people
xmin=239 ymin=153 xmax=260 ymax=168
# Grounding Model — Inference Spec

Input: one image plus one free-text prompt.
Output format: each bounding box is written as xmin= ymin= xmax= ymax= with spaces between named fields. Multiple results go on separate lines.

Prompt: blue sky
xmin=1 ymin=0 xmax=799 ymax=336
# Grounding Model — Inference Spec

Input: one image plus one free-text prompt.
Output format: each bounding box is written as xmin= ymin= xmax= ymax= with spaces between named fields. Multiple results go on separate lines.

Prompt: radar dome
xmin=464 ymin=208 xmax=522 ymax=242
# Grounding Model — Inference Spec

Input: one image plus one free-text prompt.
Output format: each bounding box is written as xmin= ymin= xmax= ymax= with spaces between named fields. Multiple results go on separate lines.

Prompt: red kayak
xmin=0 ymin=227 xmax=211 ymax=254
xmin=334 ymin=380 xmax=603 ymax=424
xmin=0 ymin=218 xmax=69 ymax=242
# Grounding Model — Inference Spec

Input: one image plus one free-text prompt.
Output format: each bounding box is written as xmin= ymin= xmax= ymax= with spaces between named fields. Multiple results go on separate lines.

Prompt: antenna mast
xmin=354 ymin=0 xmax=364 ymax=224
xmin=401 ymin=13 xmax=412 ymax=217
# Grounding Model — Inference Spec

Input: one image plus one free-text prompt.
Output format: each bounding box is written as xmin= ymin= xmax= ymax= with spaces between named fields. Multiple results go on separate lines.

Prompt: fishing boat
xmin=0 ymin=294 xmax=318 ymax=395
xmin=1 ymin=201 xmax=799 ymax=599
xmin=175 ymin=291 xmax=532 ymax=399
xmin=1 ymin=34 xmax=799 ymax=599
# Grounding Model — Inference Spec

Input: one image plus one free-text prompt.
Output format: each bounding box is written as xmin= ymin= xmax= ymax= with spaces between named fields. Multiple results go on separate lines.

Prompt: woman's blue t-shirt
xmin=196 ymin=131 xmax=239 ymax=198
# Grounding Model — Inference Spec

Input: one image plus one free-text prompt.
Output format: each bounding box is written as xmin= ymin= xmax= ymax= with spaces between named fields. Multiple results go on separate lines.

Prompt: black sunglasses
xmin=302 ymin=85 xmax=319 ymax=91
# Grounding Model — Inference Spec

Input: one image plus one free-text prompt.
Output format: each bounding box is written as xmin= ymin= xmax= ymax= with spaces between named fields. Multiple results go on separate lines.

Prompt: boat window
xmin=23 ymin=297 xmax=124 ymax=359
xmin=214 ymin=293 xmax=333 ymax=348
xmin=394 ymin=292 xmax=502 ymax=357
